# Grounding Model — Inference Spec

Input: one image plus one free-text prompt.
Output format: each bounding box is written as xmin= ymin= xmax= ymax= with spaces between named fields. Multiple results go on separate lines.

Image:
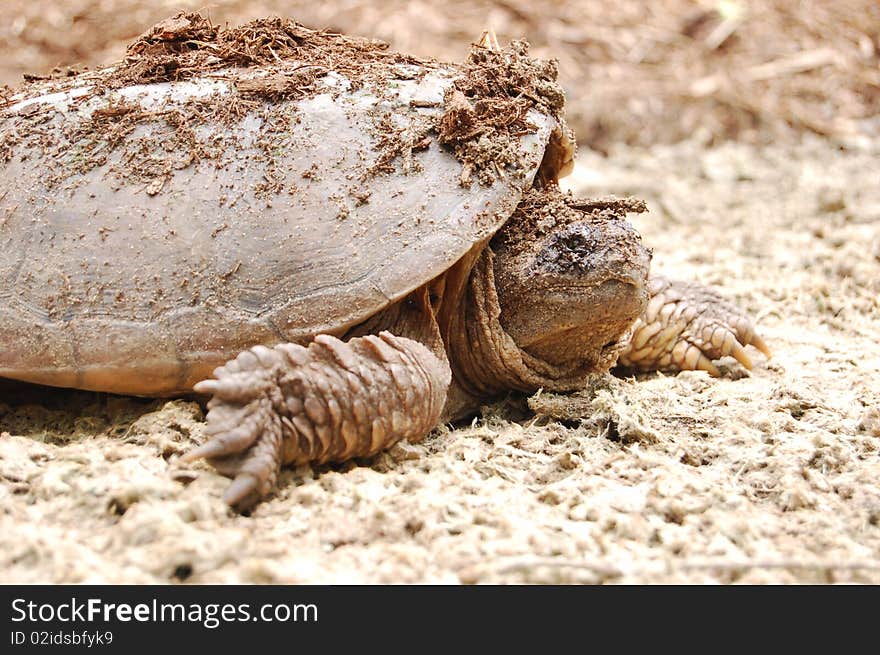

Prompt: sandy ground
xmin=2 ymin=134 xmax=878 ymax=583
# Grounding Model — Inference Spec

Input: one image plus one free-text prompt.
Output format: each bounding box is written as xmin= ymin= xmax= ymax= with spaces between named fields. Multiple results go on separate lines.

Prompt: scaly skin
xmin=618 ymin=277 xmax=771 ymax=376
xmin=180 ymin=332 xmax=450 ymax=510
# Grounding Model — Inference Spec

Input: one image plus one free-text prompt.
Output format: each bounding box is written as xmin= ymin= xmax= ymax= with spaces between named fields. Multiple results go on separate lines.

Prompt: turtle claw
xmin=752 ymin=334 xmax=772 ymax=359
xmin=618 ymin=277 xmax=769 ymax=376
xmin=183 ymin=351 xmax=287 ymax=510
xmin=189 ymin=403 xmax=284 ymax=511
xmin=179 ymin=438 xmax=233 ymax=463
xmin=222 ymin=473 xmax=263 ymax=511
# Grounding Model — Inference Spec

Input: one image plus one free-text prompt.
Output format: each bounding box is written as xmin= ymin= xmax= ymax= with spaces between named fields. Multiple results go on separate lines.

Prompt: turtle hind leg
xmin=181 ymin=331 xmax=451 ymax=512
xmin=617 ymin=276 xmax=770 ymax=377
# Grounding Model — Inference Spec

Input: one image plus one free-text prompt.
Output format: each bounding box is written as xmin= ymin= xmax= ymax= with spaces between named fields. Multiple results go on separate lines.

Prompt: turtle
xmin=0 ymin=15 xmax=769 ymax=510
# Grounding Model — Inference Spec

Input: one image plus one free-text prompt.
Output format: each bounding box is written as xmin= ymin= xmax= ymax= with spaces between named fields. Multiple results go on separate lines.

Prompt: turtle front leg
xmin=617 ymin=277 xmax=770 ymax=376
xmin=180 ymin=332 xmax=451 ymax=511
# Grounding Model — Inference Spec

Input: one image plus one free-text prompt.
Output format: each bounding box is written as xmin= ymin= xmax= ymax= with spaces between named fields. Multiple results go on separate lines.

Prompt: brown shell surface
xmin=0 ymin=63 xmax=555 ymax=394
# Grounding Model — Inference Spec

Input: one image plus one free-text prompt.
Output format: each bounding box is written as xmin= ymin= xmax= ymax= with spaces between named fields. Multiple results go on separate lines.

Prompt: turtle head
xmin=490 ymin=193 xmax=651 ymax=371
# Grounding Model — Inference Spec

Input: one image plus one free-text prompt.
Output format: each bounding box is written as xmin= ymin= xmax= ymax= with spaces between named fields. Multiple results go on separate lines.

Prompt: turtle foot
xmin=181 ymin=345 xmax=286 ymax=511
xmin=617 ymin=277 xmax=770 ymax=376
xmin=181 ymin=332 xmax=451 ymax=511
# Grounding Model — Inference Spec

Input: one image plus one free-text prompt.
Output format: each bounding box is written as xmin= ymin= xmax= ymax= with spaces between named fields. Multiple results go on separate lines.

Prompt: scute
xmin=0 ymin=55 xmax=558 ymax=393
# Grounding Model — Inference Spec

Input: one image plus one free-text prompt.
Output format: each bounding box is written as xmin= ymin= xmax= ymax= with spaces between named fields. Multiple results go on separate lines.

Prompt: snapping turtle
xmin=0 ymin=16 xmax=768 ymax=509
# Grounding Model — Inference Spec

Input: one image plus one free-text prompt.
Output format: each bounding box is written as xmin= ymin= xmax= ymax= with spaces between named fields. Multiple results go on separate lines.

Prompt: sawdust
xmin=2 ymin=137 xmax=878 ymax=584
xmin=493 ymin=187 xmax=647 ymax=249
xmin=1 ymin=13 xmax=447 ymax=192
xmin=5 ymin=13 xmax=573 ymax=197
xmin=3 ymin=12 xmax=572 ymax=203
xmin=529 ymin=376 xmax=660 ymax=444
xmin=364 ymin=36 xmax=569 ymax=185
xmin=437 ymin=39 xmax=567 ymax=186
xmin=234 ymin=70 xmax=324 ymax=100
xmin=105 ymin=13 xmax=404 ymax=90
xmin=365 ymin=113 xmax=434 ymax=178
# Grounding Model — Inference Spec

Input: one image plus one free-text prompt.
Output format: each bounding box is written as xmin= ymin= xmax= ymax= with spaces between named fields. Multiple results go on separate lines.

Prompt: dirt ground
xmin=1 ymin=2 xmax=879 ymax=583
xmin=2 ymin=0 xmax=878 ymax=149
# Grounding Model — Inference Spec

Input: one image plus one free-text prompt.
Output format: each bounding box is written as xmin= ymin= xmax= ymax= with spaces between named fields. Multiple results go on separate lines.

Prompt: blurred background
xmin=1 ymin=0 xmax=877 ymax=153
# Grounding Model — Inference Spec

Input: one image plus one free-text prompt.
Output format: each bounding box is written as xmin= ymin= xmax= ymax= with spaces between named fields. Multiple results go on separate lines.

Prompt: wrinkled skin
xmin=184 ymin=190 xmax=769 ymax=510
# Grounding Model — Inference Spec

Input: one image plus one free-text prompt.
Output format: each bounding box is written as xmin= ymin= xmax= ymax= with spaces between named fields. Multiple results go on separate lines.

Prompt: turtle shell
xmin=0 ymin=29 xmax=563 ymax=395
